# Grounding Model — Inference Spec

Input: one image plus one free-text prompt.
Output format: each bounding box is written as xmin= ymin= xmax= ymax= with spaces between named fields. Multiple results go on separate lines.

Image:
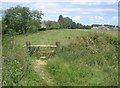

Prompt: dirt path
xmin=33 ymin=59 xmax=55 ymax=86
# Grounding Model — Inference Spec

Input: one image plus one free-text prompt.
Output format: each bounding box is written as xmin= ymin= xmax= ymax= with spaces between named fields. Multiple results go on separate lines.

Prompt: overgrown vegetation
xmin=2 ymin=36 xmax=46 ymax=86
xmin=45 ymin=31 xmax=118 ymax=86
xmin=2 ymin=6 xmax=117 ymax=35
xmin=2 ymin=6 xmax=43 ymax=35
xmin=45 ymin=21 xmax=60 ymax=30
xmin=1 ymin=5 xmax=119 ymax=86
xmin=13 ymin=30 xmax=119 ymax=86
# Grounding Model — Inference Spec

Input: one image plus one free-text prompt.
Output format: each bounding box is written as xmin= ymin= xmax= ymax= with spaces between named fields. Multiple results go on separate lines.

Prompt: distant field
xmin=15 ymin=29 xmax=118 ymax=46
xmin=4 ymin=29 xmax=119 ymax=86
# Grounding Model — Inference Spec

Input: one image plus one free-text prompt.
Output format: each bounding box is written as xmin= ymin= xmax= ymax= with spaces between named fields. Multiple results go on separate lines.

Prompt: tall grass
xmin=12 ymin=29 xmax=118 ymax=86
xmin=46 ymin=31 xmax=118 ymax=86
xmin=2 ymin=36 xmax=46 ymax=86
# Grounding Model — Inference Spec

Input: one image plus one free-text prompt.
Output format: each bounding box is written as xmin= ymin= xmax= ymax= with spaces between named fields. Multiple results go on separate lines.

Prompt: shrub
xmin=46 ymin=32 xmax=118 ymax=86
xmin=2 ymin=37 xmax=30 ymax=86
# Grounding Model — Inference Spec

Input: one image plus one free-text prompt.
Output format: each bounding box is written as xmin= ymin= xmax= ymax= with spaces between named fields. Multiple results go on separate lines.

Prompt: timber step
xmin=40 ymin=50 xmax=55 ymax=54
xmin=40 ymin=56 xmax=46 ymax=59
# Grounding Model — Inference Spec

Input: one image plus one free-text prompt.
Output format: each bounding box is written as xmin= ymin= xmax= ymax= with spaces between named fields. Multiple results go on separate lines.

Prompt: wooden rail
xmin=25 ymin=41 xmax=60 ymax=48
xmin=25 ymin=41 xmax=60 ymax=58
xmin=28 ymin=45 xmax=57 ymax=48
xmin=26 ymin=42 xmax=60 ymax=48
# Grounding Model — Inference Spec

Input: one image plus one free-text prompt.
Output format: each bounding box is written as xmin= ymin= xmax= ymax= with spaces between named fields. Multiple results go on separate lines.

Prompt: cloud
xmin=71 ymin=0 xmax=118 ymax=5
xmin=85 ymin=16 xmax=105 ymax=25
xmin=86 ymin=16 xmax=118 ymax=25
xmin=1 ymin=0 xmax=70 ymax=2
xmin=72 ymin=16 xmax=82 ymax=22
xmin=89 ymin=16 xmax=104 ymax=20
xmin=58 ymin=8 xmax=117 ymax=13
xmin=1 ymin=1 xmax=118 ymax=25
xmin=1 ymin=2 xmax=117 ymax=13
xmin=2 ymin=0 xmax=118 ymax=3
xmin=106 ymin=22 xmax=110 ymax=25
xmin=25 ymin=2 xmax=69 ymax=15
xmin=91 ymin=8 xmax=117 ymax=12
xmin=73 ymin=16 xmax=82 ymax=19
xmin=112 ymin=16 xmax=118 ymax=24
xmin=112 ymin=16 xmax=118 ymax=20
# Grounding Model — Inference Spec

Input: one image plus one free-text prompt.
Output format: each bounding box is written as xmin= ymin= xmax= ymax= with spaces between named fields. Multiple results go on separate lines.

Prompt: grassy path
xmin=33 ymin=59 xmax=56 ymax=86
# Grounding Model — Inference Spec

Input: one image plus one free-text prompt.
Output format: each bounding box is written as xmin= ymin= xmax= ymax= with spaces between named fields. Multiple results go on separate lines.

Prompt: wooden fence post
xmin=26 ymin=41 xmax=32 ymax=56
xmin=61 ymin=46 xmax=64 ymax=52
xmin=55 ymin=42 xmax=60 ymax=49
xmin=26 ymin=41 xmax=31 ymax=49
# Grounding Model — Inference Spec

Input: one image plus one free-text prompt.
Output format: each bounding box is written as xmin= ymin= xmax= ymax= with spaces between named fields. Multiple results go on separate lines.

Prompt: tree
xmin=71 ymin=22 xmax=76 ymax=29
xmin=2 ymin=5 xmax=43 ymax=35
xmin=38 ymin=22 xmax=46 ymax=31
xmin=45 ymin=21 xmax=60 ymax=30
xmin=76 ymin=23 xmax=83 ymax=29
xmin=30 ymin=10 xmax=43 ymax=22
xmin=58 ymin=15 xmax=64 ymax=28
xmin=83 ymin=25 xmax=92 ymax=29
xmin=58 ymin=15 xmax=73 ymax=29
xmin=91 ymin=24 xmax=102 ymax=27
xmin=2 ymin=6 xmax=30 ymax=34
xmin=63 ymin=17 xmax=73 ymax=29
xmin=58 ymin=15 xmax=63 ymax=22
xmin=0 ymin=20 xmax=1 ymax=27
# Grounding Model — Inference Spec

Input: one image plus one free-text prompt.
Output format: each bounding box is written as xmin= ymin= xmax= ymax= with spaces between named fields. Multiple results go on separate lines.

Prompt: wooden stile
xmin=25 ymin=41 xmax=60 ymax=58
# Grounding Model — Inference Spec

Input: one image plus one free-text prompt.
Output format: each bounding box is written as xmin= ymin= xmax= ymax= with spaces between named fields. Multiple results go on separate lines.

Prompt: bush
xmin=2 ymin=6 xmax=43 ymax=35
xmin=45 ymin=21 xmax=60 ymax=30
xmin=2 ymin=37 xmax=30 ymax=86
xmin=2 ymin=36 xmax=47 ymax=86
xmin=46 ymin=32 xmax=118 ymax=86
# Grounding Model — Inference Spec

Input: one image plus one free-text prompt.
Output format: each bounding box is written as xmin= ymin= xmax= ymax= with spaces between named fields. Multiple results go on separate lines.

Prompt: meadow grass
xmin=2 ymin=36 xmax=46 ymax=86
xmin=6 ymin=29 xmax=119 ymax=86
xmin=45 ymin=31 xmax=118 ymax=86
xmin=15 ymin=29 xmax=118 ymax=46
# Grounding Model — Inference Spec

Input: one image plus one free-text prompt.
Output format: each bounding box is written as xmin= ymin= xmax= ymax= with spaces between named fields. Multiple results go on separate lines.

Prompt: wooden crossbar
xmin=25 ymin=41 xmax=60 ymax=57
xmin=28 ymin=45 xmax=57 ymax=48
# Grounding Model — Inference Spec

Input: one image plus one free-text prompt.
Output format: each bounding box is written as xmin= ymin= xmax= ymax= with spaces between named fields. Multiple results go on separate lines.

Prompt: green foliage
xmin=2 ymin=37 xmax=29 ymax=85
xmin=62 ymin=17 xmax=73 ymax=29
xmin=91 ymin=24 xmax=102 ymax=27
xmin=27 ymin=20 xmax=40 ymax=33
xmin=41 ymin=22 xmax=46 ymax=28
xmin=83 ymin=25 xmax=92 ymax=29
xmin=58 ymin=15 xmax=93 ymax=29
xmin=45 ymin=21 xmax=60 ymax=30
xmin=0 ymin=20 xmax=1 ymax=37
xmin=14 ymin=29 xmax=118 ymax=86
xmin=71 ymin=22 xmax=76 ymax=29
xmin=30 ymin=10 xmax=43 ymax=22
xmin=76 ymin=23 xmax=83 ymax=29
xmin=2 ymin=6 xmax=30 ymax=34
xmin=45 ymin=31 xmax=118 ymax=86
xmin=2 ymin=36 xmax=46 ymax=86
xmin=27 ymin=47 xmax=56 ymax=61
xmin=58 ymin=15 xmax=64 ymax=29
xmin=58 ymin=15 xmax=73 ymax=29
xmin=2 ymin=6 xmax=43 ymax=35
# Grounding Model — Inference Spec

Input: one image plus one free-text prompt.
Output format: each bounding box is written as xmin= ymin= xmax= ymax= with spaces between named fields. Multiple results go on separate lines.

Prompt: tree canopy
xmin=57 ymin=15 xmax=90 ymax=29
xmin=58 ymin=15 xmax=73 ymax=29
xmin=45 ymin=21 xmax=60 ymax=30
xmin=2 ymin=5 xmax=43 ymax=35
xmin=2 ymin=6 xmax=115 ymax=35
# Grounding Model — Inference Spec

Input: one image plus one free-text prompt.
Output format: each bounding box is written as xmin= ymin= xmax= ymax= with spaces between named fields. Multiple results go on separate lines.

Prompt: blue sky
xmin=1 ymin=0 xmax=119 ymax=26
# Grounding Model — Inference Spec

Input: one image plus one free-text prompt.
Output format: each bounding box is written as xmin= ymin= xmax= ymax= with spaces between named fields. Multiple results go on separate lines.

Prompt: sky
xmin=0 ymin=0 xmax=119 ymax=26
